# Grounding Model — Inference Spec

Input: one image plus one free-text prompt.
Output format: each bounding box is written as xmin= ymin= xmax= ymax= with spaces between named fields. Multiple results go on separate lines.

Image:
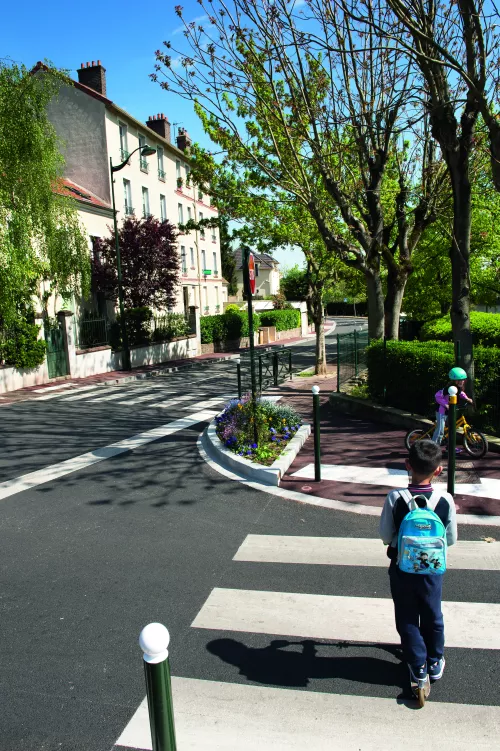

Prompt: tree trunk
xmin=449 ymin=163 xmax=474 ymax=376
xmin=384 ymin=269 xmax=408 ymax=340
xmin=314 ymin=309 xmax=327 ymax=375
xmin=365 ymin=271 xmax=385 ymax=339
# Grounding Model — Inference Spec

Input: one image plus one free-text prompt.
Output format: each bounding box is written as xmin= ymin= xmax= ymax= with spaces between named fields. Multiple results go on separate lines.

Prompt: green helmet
xmin=449 ymin=366 xmax=467 ymax=381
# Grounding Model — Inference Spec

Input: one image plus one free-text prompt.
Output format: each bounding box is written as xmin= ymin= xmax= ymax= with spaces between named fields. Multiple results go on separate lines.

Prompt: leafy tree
xmin=152 ymin=0 xmax=445 ymax=340
xmin=92 ymin=216 xmax=180 ymax=310
xmin=280 ymin=266 xmax=310 ymax=303
xmin=349 ymin=0 xmax=500 ymax=369
xmin=0 ymin=61 xmax=90 ymax=326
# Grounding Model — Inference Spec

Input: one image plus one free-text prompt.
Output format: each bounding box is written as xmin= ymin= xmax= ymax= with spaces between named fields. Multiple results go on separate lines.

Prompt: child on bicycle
xmin=379 ymin=440 xmax=457 ymax=688
xmin=432 ymin=366 xmax=473 ymax=445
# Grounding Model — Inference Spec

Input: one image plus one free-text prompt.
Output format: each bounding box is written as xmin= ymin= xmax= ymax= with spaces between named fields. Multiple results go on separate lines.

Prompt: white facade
xmin=103 ymin=108 xmax=226 ymax=317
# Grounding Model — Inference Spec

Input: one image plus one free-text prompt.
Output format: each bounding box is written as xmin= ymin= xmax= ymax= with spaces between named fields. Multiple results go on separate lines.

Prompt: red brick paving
xmin=277 ymin=377 xmax=500 ymax=518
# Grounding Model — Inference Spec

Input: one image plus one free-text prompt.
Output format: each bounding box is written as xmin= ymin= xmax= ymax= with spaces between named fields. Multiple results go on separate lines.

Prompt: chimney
xmin=77 ymin=60 xmax=107 ymax=96
xmin=176 ymin=127 xmax=192 ymax=152
xmin=146 ymin=112 xmax=171 ymax=142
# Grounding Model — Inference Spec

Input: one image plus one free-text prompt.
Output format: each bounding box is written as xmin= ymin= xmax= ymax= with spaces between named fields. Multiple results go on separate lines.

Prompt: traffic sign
xmin=248 ymin=253 xmax=256 ymax=296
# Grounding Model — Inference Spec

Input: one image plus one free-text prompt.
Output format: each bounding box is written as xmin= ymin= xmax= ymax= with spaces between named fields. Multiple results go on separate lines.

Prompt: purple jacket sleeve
xmin=435 ymin=389 xmax=448 ymax=409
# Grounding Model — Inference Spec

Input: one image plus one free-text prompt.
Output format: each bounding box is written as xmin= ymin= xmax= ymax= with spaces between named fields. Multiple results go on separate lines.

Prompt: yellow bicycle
xmin=405 ymin=409 xmax=488 ymax=458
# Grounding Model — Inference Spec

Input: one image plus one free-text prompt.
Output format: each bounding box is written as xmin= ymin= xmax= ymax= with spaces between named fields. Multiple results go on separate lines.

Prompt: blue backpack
xmin=397 ymin=490 xmax=447 ymax=575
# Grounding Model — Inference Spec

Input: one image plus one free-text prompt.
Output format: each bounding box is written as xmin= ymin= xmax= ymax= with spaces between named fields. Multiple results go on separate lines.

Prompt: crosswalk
xmin=114 ymin=534 xmax=500 ymax=750
xmin=27 ymin=362 xmax=239 ymax=412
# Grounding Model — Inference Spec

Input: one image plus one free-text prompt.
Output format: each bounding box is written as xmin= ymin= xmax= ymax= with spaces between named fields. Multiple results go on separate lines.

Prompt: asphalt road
xmin=2 ymin=320 xmax=498 ymax=751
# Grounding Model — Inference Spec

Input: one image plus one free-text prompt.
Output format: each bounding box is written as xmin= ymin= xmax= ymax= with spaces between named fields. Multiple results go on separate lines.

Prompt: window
xmin=203 ymin=285 xmax=209 ymax=311
xmin=255 ymin=263 xmax=259 ymax=277
xmin=199 ymin=212 xmax=205 ymax=238
xmin=213 ymin=251 xmax=218 ymax=275
xmin=198 ymin=188 xmax=203 ymax=202
xmin=160 ymin=194 xmax=166 ymax=222
xmin=212 ymin=228 xmax=217 ymax=243
xmin=190 ymin=247 xmax=195 ymax=268
xmin=215 ymin=286 xmax=219 ymax=311
xmin=178 ymin=203 xmax=184 ymax=225
xmin=181 ymin=246 xmax=187 ymax=272
xmin=191 ymin=286 xmax=196 ymax=305
xmin=142 ymin=187 xmax=150 ymax=218
xmin=123 ymin=179 xmax=133 ymax=214
xmin=157 ymin=147 xmax=165 ymax=180
xmin=201 ymin=248 xmax=206 ymax=271
xmin=187 ymin=206 xmax=192 ymax=221
xmin=185 ymin=164 xmax=190 ymax=185
xmin=119 ymin=122 xmax=129 ymax=160
xmin=138 ymin=134 xmax=148 ymax=171
xmin=176 ymin=160 xmax=181 ymax=179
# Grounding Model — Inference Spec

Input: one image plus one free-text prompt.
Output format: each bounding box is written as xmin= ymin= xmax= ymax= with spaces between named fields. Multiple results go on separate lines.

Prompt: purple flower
xmin=251 ymin=443 xmax=257 ymax=449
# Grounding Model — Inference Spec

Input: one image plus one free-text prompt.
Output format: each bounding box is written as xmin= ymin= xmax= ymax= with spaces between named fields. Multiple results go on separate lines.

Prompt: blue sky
xmin=1 ymin=0 xmax=303 ymax=268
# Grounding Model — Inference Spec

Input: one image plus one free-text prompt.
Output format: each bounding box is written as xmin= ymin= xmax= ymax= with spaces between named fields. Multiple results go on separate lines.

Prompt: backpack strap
xmin=398 ymin=488 xmax=439 ymax=511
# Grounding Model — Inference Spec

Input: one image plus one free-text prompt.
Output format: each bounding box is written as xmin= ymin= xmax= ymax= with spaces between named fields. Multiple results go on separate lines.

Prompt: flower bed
xmin=215 ymin=395 xmax=302 ymax=465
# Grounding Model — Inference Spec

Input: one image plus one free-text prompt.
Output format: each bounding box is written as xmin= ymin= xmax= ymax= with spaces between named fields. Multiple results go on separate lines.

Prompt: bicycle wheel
xmin=405 ymin=429 xmax=428 ymax=451
xmin=463 ymin=429 xmax=488 ymax=458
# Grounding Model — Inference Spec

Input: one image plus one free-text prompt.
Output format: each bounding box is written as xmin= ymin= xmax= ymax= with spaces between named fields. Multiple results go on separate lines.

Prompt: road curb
xmin=202 ymin=416 xmax=311 ymax=486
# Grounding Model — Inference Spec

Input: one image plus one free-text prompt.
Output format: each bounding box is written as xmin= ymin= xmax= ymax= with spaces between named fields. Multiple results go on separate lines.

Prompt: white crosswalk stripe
xmin=114 ymin=533 xmax=500 ymax=749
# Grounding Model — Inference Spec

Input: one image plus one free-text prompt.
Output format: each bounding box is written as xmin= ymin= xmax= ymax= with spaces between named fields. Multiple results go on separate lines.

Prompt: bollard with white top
xmin=447 ymin=385 xmax=458 ymax=495
xmin=312 ymin=385 xmax=321 ymax=482
xmin=139 ymin=623 xmax=177 ymax=751
xmin=235 ymin=357 xmax=242 ymax=399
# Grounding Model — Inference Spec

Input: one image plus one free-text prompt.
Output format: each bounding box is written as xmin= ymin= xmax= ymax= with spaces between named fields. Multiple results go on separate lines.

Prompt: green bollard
xmin=140 ymin=623 xmax=177 ymax=751
xmin=447 ymin=386 xmax=458 ymax=496
xmin=312 ymin=384 xmax=321 ymax=482
xmin=236 ymin=358 xmax=242 ymax=399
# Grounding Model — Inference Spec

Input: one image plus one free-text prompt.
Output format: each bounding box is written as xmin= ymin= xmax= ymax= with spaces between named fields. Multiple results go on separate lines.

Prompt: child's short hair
xmin=408 ymin=440 xmax=442 ymax=475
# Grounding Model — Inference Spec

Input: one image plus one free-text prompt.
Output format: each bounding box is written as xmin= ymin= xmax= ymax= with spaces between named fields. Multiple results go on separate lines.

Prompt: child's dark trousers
xmin=389 ymin=562 xmax=445 ymax=668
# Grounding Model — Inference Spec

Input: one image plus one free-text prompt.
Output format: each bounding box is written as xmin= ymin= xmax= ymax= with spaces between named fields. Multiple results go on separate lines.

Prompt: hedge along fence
xmin=367 ymin=339 xmax=500 ymax=435
xmin=259 ymin=308 xmax=301 ymax=331
xmin=200 ymin=309 xmax=262 ymax=344
xmin=421 ymin=311 xmax=500 ymax=348
xmin=0 ymin=320 xmax=46 ymax=369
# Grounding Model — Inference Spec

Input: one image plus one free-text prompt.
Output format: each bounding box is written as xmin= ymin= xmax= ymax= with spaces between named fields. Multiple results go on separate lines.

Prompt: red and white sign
xmin=248 ymin=252 xmax=256 ymax=296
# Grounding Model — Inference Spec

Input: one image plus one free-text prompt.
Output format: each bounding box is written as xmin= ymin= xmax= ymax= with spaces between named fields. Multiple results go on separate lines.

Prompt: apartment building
xmin=37 ymin=60 xmax=227 ymax=317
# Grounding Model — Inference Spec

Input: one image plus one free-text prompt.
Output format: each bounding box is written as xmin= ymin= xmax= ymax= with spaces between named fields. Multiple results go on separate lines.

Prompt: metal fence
xmin=151 ymin=313 xmax=193 ymax=342
xmin=78 ymin=316 xmax=110 ymax=349
xmin=236 ymin=348 xmax=293 ymax=397
xmin=336 ymin=329 xmax=369 ymax=391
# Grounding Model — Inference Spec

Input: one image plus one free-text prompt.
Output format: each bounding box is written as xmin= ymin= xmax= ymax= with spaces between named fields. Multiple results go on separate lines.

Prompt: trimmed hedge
xmin=259 ymin=308 xmax=301 ymax=331
xmin=367 ymin=339 xmax=500 ymax=435
xmin=420 ymin=311 xmax=500 ymax=348
xmin=200 ymin=310 xmax=262 ymax=344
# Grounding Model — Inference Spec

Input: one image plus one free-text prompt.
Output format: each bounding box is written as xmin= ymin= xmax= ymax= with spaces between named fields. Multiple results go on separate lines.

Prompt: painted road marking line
xmin=181 ymin=395 xmax=234 ymax=410
xmin=291 ymin=463 xmax=500 ymax=501
xmin=233 ymin=535 xmax=500 ymax=570
xmin=0 ymin=409 xmax=218 ymax=502
xmin=62 ymin=386 xmax=119 ymax=402
xmin=116 ymin=390 xmax=182 ymax=405
xmin=35 ymin=384 xmax=104 ymax=401
xmin=115 ymin=676 xmax=500 ymax=751
xmin=153 ymin=394 xmax=203 ymax=409
xmin=33 ymin=383 xmax=76 ymax=393
xmin=191 ymin=588 xmax=500 ymax=649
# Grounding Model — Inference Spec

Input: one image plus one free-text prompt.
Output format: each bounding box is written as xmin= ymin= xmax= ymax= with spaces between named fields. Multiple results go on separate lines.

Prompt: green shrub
xmin=152 ymin=313 xmax=190 ymax=342
xmin=421 ymin=311 xmax=500 ymax=347
xmin=200 ymin=314 xmax=226 ymax=344
xmin=259 ymin=308 xmax=300 ymax=331
xmin=367 ymin=339 xmax=500 ymax=434
xmin=112 ymin=306 xmax=153 ymax=348
xmin=367 ymin=340 xmax=454 ymax=414
xmin=0 ymin=321 xmax=46 ymax=369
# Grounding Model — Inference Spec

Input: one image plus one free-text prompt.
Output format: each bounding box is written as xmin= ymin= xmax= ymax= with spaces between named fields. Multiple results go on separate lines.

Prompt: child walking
xmin=432 ymin=366 xmax=473 ymax=445
xmin=379 ymin=440 xmax=457 ymax=691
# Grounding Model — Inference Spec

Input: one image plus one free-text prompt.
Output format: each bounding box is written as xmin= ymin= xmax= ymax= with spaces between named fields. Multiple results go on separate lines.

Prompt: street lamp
xmin=109 ymin=144 xmax=156 ymax=370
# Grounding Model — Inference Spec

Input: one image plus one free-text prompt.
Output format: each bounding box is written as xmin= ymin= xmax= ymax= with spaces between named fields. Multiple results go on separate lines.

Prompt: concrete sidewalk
xmin=274 ymin=376 xmax=500 ymax=519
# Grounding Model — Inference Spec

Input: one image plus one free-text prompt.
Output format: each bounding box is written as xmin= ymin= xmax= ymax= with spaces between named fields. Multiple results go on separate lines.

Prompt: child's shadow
xmin=207 ymin=638 xmax=414 ymax=702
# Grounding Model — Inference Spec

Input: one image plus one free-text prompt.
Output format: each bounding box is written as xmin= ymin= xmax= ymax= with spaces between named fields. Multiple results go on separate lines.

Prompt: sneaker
xmin=408 ymin=663 xmax=428 ymax=685
xmin=428 ymin=657 xmax=445 ymax=681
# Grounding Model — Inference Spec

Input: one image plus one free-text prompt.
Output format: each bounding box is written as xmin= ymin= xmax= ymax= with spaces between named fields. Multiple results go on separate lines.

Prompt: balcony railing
xmin=140 ymin=158 xmax=149 ymax=172
xmin=124 ymin=204 xmax=135 ymax=215
xmin=158 ymin=168 xmax=166 ymax=180
xmin=120 ymin=148 xmax=130 ymax=161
